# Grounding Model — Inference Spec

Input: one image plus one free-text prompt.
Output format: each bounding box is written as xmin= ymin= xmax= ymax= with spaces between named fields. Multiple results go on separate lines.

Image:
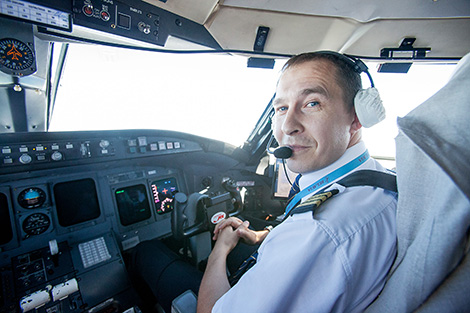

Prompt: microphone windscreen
xmin=274 ymin=146 xmax=293 ymax=159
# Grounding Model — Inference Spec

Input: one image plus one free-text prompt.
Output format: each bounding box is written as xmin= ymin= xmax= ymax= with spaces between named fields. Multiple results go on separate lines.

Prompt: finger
xmin=213 ymin=217 xmax=245 ymax=240
xmin=213 ymin=219 xmax=230 ymax=240
xmin=214 ymin=219 xmax=229 ymax=236
xmin=236 ymin=220 xmax=249 ymax=234
xmin=236 ymin=224 xmax=256 ymax=245
xmin=215 ymin=217 xmax=242 ymax=234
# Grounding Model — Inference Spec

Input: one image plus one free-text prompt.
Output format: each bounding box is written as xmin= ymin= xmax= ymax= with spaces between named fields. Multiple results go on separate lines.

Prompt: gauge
xmin=160 ymin=198 xmax=174 ymax=213
xmin=0 ymin=38 xmax=35 ymax=75
xmin=22 ymin=213 xmax=51 ymax=236
xmin=18 ymin=187 xmax=46 ymax=209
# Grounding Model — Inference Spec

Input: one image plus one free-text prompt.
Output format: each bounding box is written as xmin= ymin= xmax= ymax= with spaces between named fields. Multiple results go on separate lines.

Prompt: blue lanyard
xmin=285 ymin=150 xmax=370 ymax=216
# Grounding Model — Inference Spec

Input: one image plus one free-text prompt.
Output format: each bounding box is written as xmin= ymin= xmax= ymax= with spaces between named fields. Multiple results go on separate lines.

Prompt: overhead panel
xmin=72 ymin=0 xmax=221 ymax=49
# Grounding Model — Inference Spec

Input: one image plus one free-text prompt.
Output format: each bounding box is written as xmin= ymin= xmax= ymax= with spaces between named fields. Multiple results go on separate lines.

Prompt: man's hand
xmin=198 ymin=218 xmax=273 ymax=313
xmin=211 ymin=223 xmax=240 ymax=257
xmin=197 ymin=221 xmax=240 ymax=313
xmin=213 ymin=217 xmax=270 ymax=246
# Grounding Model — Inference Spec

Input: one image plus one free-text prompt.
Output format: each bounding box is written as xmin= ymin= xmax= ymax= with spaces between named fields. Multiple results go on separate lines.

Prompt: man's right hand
xmin=213 ymin=217 xmax=269 ymax=245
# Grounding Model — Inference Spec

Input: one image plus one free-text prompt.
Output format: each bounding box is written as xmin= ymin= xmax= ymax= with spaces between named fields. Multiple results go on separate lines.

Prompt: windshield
xmin=49 ymin=43 xmax=285 ymax=146
xmin=49 ymin=43 xmax=457 ymax=163
xmin=362 ymin=61 xmax=456 ymax=166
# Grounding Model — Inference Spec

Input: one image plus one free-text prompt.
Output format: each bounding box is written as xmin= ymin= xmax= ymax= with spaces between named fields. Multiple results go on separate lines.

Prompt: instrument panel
xmin=0 ymin=129 xmax=251 ymax=313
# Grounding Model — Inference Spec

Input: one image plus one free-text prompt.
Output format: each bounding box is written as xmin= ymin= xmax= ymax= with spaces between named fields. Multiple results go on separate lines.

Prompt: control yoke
xmin=171 ymin=180 xmax=243 ymax=241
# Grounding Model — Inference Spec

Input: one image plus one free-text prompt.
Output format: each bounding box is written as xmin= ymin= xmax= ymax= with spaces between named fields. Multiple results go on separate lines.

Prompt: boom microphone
xmin=274 ymin=146 xmax=293 ymax=159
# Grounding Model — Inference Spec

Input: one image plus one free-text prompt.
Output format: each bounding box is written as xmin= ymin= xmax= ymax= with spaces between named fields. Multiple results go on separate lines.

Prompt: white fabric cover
xmin=354 ymin=87 xmax=386 ymax=128
xmin=366 ymin=53 xmax=470 ymax=312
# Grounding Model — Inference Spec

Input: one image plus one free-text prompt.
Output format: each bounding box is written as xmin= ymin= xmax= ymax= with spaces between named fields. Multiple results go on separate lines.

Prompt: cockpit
xmin=1 ymin=0 xmax=469 ymax=312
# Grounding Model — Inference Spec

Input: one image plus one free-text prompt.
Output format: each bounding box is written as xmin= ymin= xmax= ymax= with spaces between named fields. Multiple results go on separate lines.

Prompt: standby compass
xmin=0 ymin=38 xmax=36 ymax=76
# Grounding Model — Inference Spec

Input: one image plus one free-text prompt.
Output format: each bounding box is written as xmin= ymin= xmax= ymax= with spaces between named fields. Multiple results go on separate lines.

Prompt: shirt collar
xmin=299 ymin=141 xmax=367 ymax=191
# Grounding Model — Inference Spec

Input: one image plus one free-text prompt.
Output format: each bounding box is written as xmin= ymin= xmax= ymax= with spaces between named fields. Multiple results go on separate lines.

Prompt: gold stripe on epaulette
xmin=295 ymin=190 xmax=339 ymax=210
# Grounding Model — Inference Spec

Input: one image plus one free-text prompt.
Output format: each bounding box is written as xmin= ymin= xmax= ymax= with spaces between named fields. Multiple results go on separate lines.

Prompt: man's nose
xmin=281 ymin=108 xmax=303 ymax=136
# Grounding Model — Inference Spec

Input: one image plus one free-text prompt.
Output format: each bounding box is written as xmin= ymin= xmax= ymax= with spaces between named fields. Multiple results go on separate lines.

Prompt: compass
xmin=0 ymin=38 xmax=36 ymax=76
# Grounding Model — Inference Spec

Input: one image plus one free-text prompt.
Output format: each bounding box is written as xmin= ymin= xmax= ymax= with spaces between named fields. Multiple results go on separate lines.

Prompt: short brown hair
xmin=281 ymin=52 xmax=363 ymax=109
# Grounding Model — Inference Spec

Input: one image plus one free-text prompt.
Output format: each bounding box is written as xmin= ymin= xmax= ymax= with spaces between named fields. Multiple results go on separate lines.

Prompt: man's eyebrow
xmin=300 ymin=87 xmax=328 ymax=98
xmin=272 ymin=87 xmax=329 ymax=107
xmin=272 ymin=97 xmax=284 ymax=106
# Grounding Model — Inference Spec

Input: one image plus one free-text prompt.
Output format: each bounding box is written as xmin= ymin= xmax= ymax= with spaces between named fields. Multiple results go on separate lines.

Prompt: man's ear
xmin=351 ymin=113 xmax=362 ymax=132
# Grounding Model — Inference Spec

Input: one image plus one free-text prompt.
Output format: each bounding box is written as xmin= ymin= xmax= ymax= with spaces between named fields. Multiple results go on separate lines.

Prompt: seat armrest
xmin=171 ymin=290 xmax=197 ymax=313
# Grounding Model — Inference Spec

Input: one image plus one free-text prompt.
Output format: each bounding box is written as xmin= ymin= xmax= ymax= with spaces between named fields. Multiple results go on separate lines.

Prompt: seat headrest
xmin=397 ymin=52 xmax=470 ymax=200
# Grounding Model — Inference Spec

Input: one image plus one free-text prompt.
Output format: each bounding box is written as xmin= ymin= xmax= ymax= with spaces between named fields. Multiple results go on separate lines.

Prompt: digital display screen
xmin=151 ymin=178 xmax=178 ymax=214
xmin=0 ymin=0 xmax=72 ymax=31
xmin=115 ymin=184 xmax=151 ymax=226
xmin=0 ymin=192 xmax=13 ymax=245
xmin=54 ymin=178 xmax=101 ymax=227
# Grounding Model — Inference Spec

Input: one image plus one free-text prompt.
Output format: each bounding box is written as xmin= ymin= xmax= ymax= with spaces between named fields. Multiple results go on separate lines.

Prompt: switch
xmin=138 ymin=136 xmax=147 ymax=146
xmin=80 ymin=142 xmax=91 ymax=158
xmin=2 ymin=147 xmax=11 ymax=154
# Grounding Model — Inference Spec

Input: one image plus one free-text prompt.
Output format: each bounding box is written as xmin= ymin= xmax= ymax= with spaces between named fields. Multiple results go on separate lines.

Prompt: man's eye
xmin=276 ymin=106 xmax=287 ymax=113
xmin=306 ymin=101 xmax=319 ymax=107
xmin=305 ymin=101 xmax=320 ymax=108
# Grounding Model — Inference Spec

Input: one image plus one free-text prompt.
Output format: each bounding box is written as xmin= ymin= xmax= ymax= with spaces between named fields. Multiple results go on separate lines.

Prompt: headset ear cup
xmin=354 ymin=87 xmax=386 ymax=128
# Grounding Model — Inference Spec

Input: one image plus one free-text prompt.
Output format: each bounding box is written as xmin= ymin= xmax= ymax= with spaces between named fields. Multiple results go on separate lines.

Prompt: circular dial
xmin=22 ymin=213 xmax=51 ymax=236
xmin=18 ymin=187 xmax=46 ymax=209
xmin=0 ymin=38 xmax=35 ymax=71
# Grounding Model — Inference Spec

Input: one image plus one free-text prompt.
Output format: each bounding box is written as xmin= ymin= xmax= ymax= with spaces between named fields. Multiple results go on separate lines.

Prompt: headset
xmin=267 ymin=51 xmax=385 ymax=160
xmin=323 ymin=51 xmax=385 ymax=129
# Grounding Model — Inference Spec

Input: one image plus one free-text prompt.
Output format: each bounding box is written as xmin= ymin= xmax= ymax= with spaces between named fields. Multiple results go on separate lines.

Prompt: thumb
xmin=241 ymin=220 xmax=250 ymax=228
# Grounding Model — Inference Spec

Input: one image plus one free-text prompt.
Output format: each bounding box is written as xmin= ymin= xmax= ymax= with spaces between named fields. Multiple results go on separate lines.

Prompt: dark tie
xmin=287 ymin=174 xmax=302 ymax=204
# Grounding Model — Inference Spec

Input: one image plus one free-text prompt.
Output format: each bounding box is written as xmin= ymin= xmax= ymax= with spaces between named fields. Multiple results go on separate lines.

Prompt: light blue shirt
xmin=213 ymin=142 xmax=397 ymax=313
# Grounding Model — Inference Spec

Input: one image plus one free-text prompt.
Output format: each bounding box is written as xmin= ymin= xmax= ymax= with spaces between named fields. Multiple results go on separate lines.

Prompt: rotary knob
xmin=99 ymin=140 xmax=110 ymax=149
xmin=51 ymin=151 xmax=63 ymax=161
xmin=83 ymin=4 xmax=93 ymax=16
xmin=19 ymin=154 xmax=32 ymax=164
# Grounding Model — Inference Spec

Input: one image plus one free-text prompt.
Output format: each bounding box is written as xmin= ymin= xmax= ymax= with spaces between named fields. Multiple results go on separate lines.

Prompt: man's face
xmin=273 ymin=60 xmax=360 ymax=174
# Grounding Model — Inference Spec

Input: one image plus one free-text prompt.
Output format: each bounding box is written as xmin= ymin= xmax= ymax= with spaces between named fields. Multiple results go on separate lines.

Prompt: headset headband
xmin=313 ymin=51 xmax=375 ymax=88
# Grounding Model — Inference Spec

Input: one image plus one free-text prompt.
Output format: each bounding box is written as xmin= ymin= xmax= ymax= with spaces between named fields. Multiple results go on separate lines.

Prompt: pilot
xmin=131 ymin=51 xmax=397 ymax=313
xmin=197 ymin=52 xmax=397 ymax=312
